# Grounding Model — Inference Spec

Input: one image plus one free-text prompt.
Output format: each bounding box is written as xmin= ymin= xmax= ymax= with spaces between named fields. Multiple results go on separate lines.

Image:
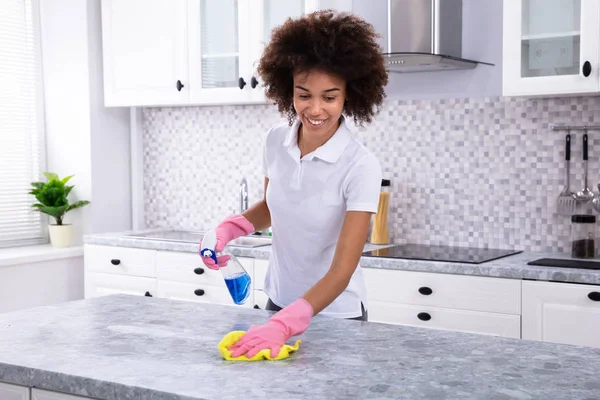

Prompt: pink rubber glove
xmin=229 ymin=298 xmax=314 ymax=358
xmin=200 ymin=214 xmax=254 ymax=270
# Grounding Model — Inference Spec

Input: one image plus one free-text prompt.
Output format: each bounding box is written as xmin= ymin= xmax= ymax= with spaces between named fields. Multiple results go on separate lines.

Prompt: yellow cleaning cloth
xmin=218 ymin=330 xmax=301 ymax=361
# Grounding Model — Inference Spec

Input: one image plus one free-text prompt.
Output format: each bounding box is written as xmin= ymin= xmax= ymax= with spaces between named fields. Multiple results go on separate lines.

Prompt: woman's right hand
xmin=199 ymin=214 xmax=255 ymax=270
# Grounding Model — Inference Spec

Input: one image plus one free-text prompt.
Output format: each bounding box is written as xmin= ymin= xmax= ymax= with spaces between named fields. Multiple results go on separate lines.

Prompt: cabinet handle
xmin=251 ymin=76 xmax=258 ymax=88
xmin=588 ymin=292 xmax=600 ymax=301
xmin=110 ymin=259 xmax=121 ymax=266
xmin=582 ymin=61 xmax=592 ymax=77
xmin=194 ymin=267 xmax=205 ymax=275
xmin=238 ymin=77 xmax=246 ymax=89
xmin=194 ymin=289 xmax=205 ymax=296
xmin=176 ymin=80 xmax=184 ymax=91
xmin=145 ymin=291 xmax=153 ymax=297
xmin=418 ymin=286 xmax=433 ymax=295
xmin=417 ymin=312 xmax=431 ymax=321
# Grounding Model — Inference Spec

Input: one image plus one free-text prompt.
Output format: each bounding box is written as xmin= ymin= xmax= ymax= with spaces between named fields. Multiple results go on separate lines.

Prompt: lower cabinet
xmin=364 ymin=268 xmax=522 ymax=339
xmin=32 ymin=388 xmax=92 ymax=400
xmin=522 ymin=280 xmax=600 ymax=348
xmin=0 ymin=384 xmax=95 ymax=400
xmin=0 ymin=382 xmax=29 ymax=400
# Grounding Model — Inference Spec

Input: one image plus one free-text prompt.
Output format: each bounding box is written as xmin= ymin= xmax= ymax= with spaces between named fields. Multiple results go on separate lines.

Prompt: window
xmin=0 ymin=0 xmax=47 ymax=248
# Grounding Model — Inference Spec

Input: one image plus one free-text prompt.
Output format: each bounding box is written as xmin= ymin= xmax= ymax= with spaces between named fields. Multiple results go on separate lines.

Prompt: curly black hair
xmin=257 ymin=9 xmax=388 ymax=126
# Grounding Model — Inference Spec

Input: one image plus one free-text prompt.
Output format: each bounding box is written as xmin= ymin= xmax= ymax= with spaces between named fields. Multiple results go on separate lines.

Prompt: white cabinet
xmin=0 ymin=382 xmax=29 ymax=400
xmin=85 ymin=272 xmax=157 ymax=298
xmin=363 ymin=268 xmax=522 ymax=339
xmin=101 ymin=0 xmax=189 ymax=106
xmin=503 ymin=0 xmax=600 ymax=96
xmin=522 ymin=280 xmax=600 ymax=348
xmin=32 ymin=389 xmax=92 ymax=400
xmin=101 ymin=0 xmax=320 ymax=107
xmin=156 ymin=250 xmax=254 ymax=308
xmin=84 ymin=245 xmax=257 ymax=309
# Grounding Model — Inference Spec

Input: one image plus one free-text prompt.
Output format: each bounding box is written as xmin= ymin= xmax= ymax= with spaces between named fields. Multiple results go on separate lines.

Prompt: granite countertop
xmin=1 ymin=294 xmax=600 ymax=400
xmin=84 ymin=229 xmax=600 ymax=285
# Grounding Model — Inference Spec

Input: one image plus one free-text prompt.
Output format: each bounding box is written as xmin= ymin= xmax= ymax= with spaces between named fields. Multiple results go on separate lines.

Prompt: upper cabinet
xmin=101 ymin=0 xmax=189 ymax=106
xmin=503 ymin=0 xmax=600 ymax=97
xmin=101 ymin=0 xmax=320 ymax=107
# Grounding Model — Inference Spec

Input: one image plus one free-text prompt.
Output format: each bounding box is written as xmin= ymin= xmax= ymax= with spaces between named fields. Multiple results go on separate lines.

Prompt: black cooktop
xmin=362 ymin=244 xmax=522 ymax=264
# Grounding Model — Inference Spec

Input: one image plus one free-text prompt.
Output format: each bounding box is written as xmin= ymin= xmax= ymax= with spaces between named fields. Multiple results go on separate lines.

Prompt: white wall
xmin=39 ymin=0 xmax=132 ymax=243
xmin=0 ymin=257 xmax=83 ymax=314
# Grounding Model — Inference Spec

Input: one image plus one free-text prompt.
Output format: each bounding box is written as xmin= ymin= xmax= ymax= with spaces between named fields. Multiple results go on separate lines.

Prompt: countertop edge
xmin=83 ymin=234 xmax=600 ymax=285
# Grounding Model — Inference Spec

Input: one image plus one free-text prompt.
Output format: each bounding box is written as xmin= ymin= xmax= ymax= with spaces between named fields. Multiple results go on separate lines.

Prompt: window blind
xmin=0 ymin=0 xmax=46 ymax=248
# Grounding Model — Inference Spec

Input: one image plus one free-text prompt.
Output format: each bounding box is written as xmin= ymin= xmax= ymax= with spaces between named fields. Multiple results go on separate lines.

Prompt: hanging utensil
xmin=557 ymin=131 xmax=577 ymax=215
xmin=592 ymin=183 xmax=600 ymax=212
xmin=575 ymin=129 xmax=594 ymax=203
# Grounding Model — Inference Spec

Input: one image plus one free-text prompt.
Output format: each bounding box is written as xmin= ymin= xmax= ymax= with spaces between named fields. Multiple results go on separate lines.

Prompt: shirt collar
xmin=284 ymin=116 xmax=352 ymax=163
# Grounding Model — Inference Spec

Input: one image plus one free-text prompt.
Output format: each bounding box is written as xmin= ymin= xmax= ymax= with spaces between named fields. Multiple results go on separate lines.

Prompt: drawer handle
xmin=194 ymin=267 xmax=205 ymax=275
xmin=194 ymin=289 xmax=205 ymax=296
xmin=110 ymin=259 xmax=121 ymax=265
xmin=418 ymin=286 xmax=433 ymax=295
xmin=145 ymin=291 xmax=152 ymax=297
xmin=417 ymin=312 xmax=431 ymax=321
xmin=588 ymin=292 xmax=600 ymax=302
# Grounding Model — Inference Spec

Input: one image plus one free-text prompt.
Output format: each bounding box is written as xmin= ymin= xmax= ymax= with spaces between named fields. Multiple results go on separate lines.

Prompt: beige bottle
xmin=370 ymin=179 xmax=390 ymax=244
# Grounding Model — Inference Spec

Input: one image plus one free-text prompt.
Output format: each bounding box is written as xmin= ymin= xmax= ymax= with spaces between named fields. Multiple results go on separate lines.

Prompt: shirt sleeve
xmin=344 ymin=154 xmax=382 ymax=213
xmin=261 ymin=127 xmax=273 ymax=178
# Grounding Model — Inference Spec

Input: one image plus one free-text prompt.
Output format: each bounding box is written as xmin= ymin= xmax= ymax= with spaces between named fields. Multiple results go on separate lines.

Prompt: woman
xmin=201 ymin=9 xmax=388 ymax=359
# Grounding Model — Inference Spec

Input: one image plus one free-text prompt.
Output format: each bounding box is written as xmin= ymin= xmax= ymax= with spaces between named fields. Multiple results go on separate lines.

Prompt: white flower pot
xmin=48 ymin=224 xmax=73 ymax=248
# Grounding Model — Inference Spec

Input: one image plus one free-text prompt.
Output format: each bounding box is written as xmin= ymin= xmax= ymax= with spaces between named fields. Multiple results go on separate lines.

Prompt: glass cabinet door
xmin=248 ymin=0 xmax=318 ymax=101
xmin=199 ymin=0 xmax=239 ymax=88
xmin=521 ymin=0 xmax=581 ymax=78
xmin=504 ymin=0 xmax=599 ymax=96
xmin=188 ymin=0 xmax=253 ymax=103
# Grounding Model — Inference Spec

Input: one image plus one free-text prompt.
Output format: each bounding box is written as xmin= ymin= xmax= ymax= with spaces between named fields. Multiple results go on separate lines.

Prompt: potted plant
xmin=29 ymin=172 xmax=90 ymax=248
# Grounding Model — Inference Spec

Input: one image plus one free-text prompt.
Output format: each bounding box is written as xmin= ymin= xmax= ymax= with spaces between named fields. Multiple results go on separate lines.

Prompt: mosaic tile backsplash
xmin=143 ymin=95 xmax=600 ymax=253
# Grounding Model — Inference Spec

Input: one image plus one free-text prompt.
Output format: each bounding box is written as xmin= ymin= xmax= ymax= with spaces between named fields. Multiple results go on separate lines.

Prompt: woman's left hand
xmin=229 ymin=298 xmax=313 ymax=358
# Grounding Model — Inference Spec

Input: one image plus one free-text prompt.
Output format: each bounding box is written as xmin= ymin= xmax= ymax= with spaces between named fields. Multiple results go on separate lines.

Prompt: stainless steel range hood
xmin=384 ymin=0 xmax=492 ymax=73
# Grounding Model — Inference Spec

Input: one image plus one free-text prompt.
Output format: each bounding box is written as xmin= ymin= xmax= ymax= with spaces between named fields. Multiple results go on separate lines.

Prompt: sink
xmin=228 ymin=235 xmax=272 ymax=248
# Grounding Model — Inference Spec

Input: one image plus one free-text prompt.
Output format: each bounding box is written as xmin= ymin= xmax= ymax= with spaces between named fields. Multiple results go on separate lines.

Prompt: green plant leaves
xmin=29 ymin=172 xmax=90 ymax=225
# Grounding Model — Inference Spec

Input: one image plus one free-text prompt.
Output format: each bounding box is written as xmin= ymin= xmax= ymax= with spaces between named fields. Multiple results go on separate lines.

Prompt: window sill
xmin=0 ymin=244 xmax=84 ymax=267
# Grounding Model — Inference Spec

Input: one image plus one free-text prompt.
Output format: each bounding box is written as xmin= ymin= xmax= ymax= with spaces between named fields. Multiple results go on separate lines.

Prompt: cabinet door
xmin=247 ymin=0 xmax=318 ymax=103
xmin=157 ymin=280 xmax=253 ymax=308
xmin=369 ymin=301 xmax=521 ymax=339
xmin=0 ymin=382 xmax=29 ymax=400
xmin=503 ymin=0 xmax=600 ymax=96
xmin=84 ymin=272 xmax=157 ymax=299
xmin=32 ymin=389 xmax=92 ymax=400
xmin=187 ymin=0 xmax=257 ymax=104
xmin=522 ymin=280 xmax=600 ymax=348
xmin=101 ymin=0 xmax=189 ymax=106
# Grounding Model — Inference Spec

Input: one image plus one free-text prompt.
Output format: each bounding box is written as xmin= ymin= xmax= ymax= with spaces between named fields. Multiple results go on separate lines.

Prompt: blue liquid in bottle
xmin=224 ymin=272 xmax=251 ymax=305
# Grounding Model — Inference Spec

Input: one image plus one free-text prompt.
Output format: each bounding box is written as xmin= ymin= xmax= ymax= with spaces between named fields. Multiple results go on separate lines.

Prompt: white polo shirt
xmin=262 ymin=116 xmax=382 ymax=318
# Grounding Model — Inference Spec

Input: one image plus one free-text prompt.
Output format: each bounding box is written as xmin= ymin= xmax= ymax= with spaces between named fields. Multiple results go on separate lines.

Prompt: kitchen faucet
xmin=239 ymin=178 xmax=248 ymax=214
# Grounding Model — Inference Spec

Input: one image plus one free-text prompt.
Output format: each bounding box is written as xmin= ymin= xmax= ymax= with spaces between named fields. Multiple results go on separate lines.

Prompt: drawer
xmin=84 ymin=272 xmax=157 ymax=299
xmin=157 ymin=280 xmax=253 ymax=308
xmin=364 ymin=268 xmax=521 ymax=314
xmin=84 ymin=244 xmax=156 ymax=277
xmin=369 ymin=301 xmax=521 ymax=339
xmin=253 ymin=259 xmax=268 ymax=290
xmin=156 ymin=251 xmax=254 ymax=286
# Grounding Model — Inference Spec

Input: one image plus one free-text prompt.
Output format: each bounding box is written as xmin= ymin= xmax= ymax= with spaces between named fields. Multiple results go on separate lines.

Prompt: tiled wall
xmin=143 ymin=95 xmax=600 ymax=253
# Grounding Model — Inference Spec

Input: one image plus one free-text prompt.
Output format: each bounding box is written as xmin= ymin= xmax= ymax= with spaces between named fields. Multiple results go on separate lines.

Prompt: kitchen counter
xmin=1 ymin=294 xmax=599 ymax=400
xmin=85 ymin=229 xmax=600 ymax=285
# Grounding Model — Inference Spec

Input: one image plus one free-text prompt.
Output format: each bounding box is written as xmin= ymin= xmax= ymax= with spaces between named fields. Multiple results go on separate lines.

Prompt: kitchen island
xmin=1 ymin=295 xmax=599 ymax=400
